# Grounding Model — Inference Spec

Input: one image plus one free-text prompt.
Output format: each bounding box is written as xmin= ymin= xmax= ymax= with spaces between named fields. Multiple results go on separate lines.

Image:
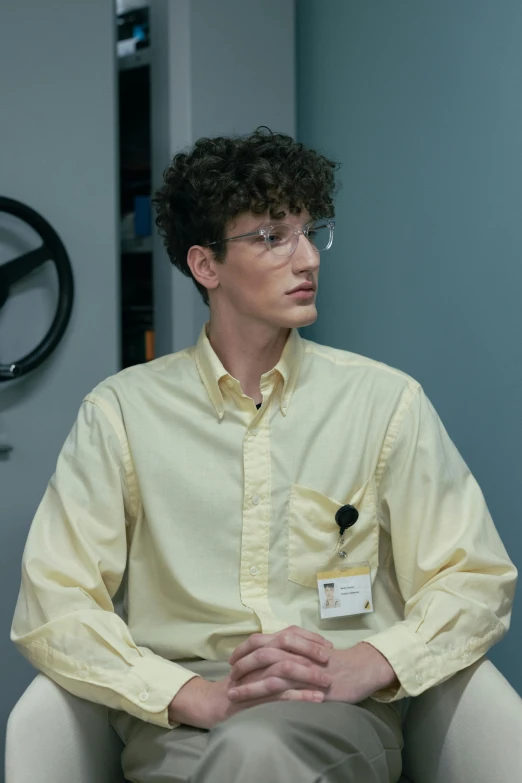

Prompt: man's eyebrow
xmin=248 ymin=220 xmax=275 ymax=232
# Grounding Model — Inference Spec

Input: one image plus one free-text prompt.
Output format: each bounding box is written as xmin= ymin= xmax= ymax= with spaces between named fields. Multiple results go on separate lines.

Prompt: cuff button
xmin=139 ymin=691 xmax=149 ymax=702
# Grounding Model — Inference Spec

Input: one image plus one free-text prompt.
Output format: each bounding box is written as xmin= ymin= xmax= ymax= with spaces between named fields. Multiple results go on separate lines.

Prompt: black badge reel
xmin=335 ymin=504 xmax=359 ymax=558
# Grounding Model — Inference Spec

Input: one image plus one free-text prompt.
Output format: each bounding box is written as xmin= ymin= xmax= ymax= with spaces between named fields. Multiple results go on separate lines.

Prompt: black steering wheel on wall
xmin=0 ymin=197 xmax=74 ymax=382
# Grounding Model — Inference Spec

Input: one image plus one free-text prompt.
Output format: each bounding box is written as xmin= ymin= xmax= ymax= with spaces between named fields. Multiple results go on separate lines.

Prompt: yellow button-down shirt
xmin=11 ymin=325 xmax=517 ymax=728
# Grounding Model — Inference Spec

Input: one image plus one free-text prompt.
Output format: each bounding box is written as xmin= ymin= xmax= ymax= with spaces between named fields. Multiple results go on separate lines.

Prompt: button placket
xmin=239 ymin=397 xmax=276 ymax=624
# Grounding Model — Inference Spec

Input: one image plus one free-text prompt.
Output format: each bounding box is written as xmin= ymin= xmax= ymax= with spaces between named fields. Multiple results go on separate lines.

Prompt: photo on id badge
xmin=317 ymin=562 xmax=374 ymax=620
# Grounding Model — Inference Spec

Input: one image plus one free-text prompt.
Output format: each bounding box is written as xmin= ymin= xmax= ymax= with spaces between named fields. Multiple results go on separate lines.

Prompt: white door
xmin=0 ymin=0 xmax=118 ymax=754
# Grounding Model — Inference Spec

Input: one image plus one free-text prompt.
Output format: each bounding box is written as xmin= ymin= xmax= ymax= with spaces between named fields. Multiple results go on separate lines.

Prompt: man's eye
xmin=266 ymin=232 xmax=284 ymax=244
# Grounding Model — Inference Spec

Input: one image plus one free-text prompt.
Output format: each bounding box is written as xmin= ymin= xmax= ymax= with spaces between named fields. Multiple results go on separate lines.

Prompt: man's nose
xmin=292 ymin=232 xmax=320 ymax=272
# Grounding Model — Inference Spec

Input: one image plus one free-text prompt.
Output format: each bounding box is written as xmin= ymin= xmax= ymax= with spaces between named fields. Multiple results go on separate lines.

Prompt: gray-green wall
xmin=0 ymin=1 xmax=119 ymax=771
xmin=297 ymin=0 xmax=521 ymax=693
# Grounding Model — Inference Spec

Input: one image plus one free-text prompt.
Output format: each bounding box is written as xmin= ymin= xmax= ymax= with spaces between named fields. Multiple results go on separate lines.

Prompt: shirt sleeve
xmin=10 ymin=394 xmax=199 ymax=728
xmin=364 ymin=386 xmax=517 ymax=702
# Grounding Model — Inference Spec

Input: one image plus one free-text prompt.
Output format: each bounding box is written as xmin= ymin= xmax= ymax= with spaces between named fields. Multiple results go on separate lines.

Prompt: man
xmin=12 ymin=129 xmax=517 ymax=783
xmin=322 ymin=584 xmax=341 ymax=610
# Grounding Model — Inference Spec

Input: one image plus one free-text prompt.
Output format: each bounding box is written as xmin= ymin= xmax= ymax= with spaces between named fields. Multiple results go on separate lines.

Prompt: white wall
xmin=0 ymin=0 xmax=118 ymax=766
xmin=150 ymin=0 xmax=296 ymax=353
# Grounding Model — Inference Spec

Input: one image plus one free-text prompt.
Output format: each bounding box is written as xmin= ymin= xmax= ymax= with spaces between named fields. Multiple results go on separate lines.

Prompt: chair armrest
xmin=402 ymin=658 xmax=522 ymax=783
xmin=6 ymin=673 xmax=125 ymax=783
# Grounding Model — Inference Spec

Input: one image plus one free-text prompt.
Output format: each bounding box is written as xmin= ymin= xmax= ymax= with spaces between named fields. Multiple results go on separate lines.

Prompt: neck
xmin=207 ymin=315 xmax=290 ymax=405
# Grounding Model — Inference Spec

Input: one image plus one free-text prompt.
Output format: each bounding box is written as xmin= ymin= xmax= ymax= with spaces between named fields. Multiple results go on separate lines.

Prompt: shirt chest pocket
xmin=287 ymin=479 xmax=379 ymax=589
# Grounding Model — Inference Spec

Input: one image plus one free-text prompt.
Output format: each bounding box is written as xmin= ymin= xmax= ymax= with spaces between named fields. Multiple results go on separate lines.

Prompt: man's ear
xmin=187 ymin=245 xmax=220 ymax=294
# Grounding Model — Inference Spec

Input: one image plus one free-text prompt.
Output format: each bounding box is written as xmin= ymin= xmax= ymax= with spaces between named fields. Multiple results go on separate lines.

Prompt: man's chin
xmin=293 ymin=306 xmax=318 ymax=329
xmin=268 ymin=304 xmax=318 ymax=330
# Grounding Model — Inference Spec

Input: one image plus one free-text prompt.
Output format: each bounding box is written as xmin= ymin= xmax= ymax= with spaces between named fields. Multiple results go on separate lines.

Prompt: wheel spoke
xmin=0 ymin=244 xmax=52 ymax=287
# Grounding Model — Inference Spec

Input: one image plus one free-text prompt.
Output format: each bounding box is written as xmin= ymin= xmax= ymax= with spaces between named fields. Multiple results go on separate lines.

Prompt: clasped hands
xmin=227 ymin=626 xmax=397 ymax=707
xmin=169 ymin=626 xmax=398 ymax=729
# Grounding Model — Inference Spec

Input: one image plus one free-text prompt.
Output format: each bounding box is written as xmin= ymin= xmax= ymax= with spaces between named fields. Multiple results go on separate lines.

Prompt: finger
xmin=270 ymin=660 xmax=332 ymax=689
xmin=229 ymin=676 xmax=302 ymax=702
xmin=229 ymin=633 xmax=274 ymax=666
xmin=232 ymin=659 xmax=332 ymax=692
xmin=274 ymin=632 xmax=331 ymax=664
xmin=229 ymin=631 xmax=331 ymax=667
xmin=286 ymin=625 xmax=334 ymax=648
xmin=229 ymin=628 xmax=333 ymax=666
xmin=279 ymin=689 xmax=325 ymax=702
xmin=227 ymin=688 xmax=324 ymax=718
xmin=230 ymin=647 xmax=317 ymax=682
xmin=228 ymin=670 xmax=330 ymax=703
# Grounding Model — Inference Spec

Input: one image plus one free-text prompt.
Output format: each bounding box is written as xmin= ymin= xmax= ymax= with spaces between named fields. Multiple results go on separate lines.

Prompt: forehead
xmin=228 ymin=207 xmax=312 ymax=233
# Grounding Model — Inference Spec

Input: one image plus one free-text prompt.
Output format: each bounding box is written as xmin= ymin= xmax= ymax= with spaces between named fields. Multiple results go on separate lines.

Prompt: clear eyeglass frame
xmin=205 ymin=219 xmax=335 ymax=258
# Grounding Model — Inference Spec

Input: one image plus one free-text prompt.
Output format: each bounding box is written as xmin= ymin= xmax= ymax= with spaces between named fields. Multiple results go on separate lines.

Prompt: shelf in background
xmin=122 ymin=236 xmax=152 ymax=254
xmin=118 ymin=47 xmax=150 ymax=72
xmin=123 ymin=304 xmax=153 ymax=312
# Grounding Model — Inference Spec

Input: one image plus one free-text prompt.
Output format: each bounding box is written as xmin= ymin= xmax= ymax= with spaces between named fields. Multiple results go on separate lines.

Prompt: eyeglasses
xmin=205 ymin=219 xmax=335 ymax=258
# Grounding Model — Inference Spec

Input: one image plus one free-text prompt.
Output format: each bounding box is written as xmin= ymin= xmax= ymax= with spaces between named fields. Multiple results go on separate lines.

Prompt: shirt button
xmin=251 ymin=428 xmax=259 ymax=436
xmin=252 ymin=495 xmax=260 ymax=505
xmin=463 ymin=652 xmax=471 ymax=662
xmin=250 ymin=566 xmax=259 ymax=576
xmin=282 ymin=401 xmax=288 ymax=409
xmin=226 ymin=379 xmax=234 ymax=388
xmin=416 ymin=674 xmax=424 ymax=685
xmin=139 ymin=691 xmax=149 ymax=702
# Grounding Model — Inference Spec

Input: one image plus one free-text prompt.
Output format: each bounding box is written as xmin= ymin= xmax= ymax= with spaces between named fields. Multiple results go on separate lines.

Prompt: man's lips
xmin=286 ymin=283 xmax=316 ymax=295
xmin=286 ymin=288 xmax=316 ymax=300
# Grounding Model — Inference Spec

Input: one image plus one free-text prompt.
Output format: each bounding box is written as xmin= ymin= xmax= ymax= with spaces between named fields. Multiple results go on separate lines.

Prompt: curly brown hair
xmin=153 ymin=128 xmax=339 ymax=305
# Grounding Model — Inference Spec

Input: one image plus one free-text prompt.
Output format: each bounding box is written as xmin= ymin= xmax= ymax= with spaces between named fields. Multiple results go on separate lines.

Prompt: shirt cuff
xmin=363 ymin=623 xmax=440 ymax=702
xmin=123 ymin=653 xmax=201 ymax=728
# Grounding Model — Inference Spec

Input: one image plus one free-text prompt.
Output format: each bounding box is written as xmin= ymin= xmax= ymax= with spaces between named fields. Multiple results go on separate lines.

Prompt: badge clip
xmin=334 ymin=504 xmax=359 ymax=558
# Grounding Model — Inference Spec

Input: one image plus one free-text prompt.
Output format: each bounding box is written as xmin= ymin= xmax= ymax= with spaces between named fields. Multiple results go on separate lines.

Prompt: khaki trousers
xmin=109 ymin=661 xmax=404 ymax=783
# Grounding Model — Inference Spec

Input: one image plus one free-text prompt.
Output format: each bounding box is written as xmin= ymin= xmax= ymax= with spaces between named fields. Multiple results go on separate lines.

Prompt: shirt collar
xmin=194 ymin=323 xmax=304 ymax=420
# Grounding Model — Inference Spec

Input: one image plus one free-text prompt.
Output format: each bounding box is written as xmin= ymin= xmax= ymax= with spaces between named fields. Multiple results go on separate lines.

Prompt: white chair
xmin=5 ymin=658 xmax=522 ymax=783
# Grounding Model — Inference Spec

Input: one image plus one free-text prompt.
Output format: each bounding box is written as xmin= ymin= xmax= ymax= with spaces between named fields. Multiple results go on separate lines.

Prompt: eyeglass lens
xmin=266 ymin=222 xmax=332 ymax=256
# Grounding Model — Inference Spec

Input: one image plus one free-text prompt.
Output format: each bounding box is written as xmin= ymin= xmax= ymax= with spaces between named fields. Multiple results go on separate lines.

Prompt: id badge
xmin=317 ymin=561 xmax=374 ymax=619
